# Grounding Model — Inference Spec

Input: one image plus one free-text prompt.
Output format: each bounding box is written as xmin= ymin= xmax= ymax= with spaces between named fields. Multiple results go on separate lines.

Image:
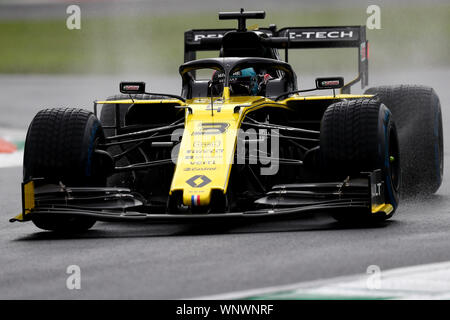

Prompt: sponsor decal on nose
xmin=186 ymin=175 xmax=212 ymax=188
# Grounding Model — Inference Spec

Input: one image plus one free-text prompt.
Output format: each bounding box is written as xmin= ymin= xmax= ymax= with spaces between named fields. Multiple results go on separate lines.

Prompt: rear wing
xmin=184 ymin=28 xmax=274 ymax=59
xmin=184 ymin=25 xmax=369 ymax=92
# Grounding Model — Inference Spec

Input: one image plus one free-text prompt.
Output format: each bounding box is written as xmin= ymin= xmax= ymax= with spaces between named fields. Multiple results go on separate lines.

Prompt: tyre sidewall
xmin=431 ymin=92 xmax=444 ymax=190
xmin=81 ymin=114 xmax=103 ymax=180
xmin=377 ymin=104 xmax=400 ymax=212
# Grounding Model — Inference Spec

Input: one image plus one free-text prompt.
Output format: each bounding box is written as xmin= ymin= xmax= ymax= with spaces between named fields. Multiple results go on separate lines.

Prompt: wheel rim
xmin=389 ymin=126 xmax=400 ymax=192
xmin=437 ymin=108 xmax=444 ymax=182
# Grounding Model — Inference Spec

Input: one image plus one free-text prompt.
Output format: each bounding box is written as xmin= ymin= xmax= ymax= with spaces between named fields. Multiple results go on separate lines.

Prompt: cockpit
xmin=179 ymin=57 xmax=297 ymax=99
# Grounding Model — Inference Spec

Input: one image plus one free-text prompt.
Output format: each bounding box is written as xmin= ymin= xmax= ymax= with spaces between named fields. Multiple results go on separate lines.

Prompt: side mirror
xmin=315 ymin=77 xmax=344 ymax=90
xmin=119 ymin=81 xmax=146 ymax=94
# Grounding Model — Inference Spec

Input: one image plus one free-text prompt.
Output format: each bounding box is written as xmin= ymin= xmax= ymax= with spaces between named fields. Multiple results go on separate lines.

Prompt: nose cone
xmin=170 ymin=100 xmax=241 ymax=207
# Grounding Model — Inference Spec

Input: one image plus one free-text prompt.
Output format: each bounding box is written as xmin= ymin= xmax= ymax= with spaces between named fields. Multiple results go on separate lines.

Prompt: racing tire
xmin=24 ymin=108 xmax=106 ymax=232
xmin=364 ymin=85 xmax=443 ymax=196
xmin=320 ymin=98 xmax=400 ymax=223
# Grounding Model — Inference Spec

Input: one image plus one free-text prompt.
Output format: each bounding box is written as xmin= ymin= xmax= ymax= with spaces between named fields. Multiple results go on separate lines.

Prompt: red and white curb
xmin=0 ymin=129 xmax=25 ymax=168
xmin=194 ymin=261 xmax=450 ymax=300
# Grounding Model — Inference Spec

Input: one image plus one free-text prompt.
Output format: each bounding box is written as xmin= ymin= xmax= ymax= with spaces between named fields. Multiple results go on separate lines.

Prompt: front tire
xmin=24 ymin=108 xmax=105 ymax=232
xmin=320 ymin=98 xmax=400 ymax=222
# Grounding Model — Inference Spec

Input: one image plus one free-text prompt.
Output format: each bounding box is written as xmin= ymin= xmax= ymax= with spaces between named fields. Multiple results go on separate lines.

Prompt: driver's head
xmin=211 ymin=67 xmax=258 ymax=96
xmin=229 ymin=67 xmax=258 ymax=96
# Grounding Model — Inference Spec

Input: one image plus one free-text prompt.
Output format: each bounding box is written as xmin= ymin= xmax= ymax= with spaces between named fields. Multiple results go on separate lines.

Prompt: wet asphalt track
xmin=1 ymin=68 xmax=450 ymax=299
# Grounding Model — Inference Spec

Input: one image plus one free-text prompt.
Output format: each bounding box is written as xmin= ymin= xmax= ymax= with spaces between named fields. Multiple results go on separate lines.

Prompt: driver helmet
xmin=212 ymin=67 xmax=259 ymax=96
xmin=229 ymin=67 xmax=258 ymax=96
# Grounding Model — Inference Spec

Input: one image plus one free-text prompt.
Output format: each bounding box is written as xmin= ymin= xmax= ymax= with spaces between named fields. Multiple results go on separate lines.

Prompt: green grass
xmin=1 ymin=4 xmax=449 ymax=75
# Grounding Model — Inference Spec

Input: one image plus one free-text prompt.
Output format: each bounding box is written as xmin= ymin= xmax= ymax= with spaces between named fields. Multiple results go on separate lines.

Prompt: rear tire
xmin=24 ymin=108 xmax=105 ymax=232
xmin=320 ymin=98 xmax=400 ymax=222
xmin=364 ymin=85 xmax=443 ymax=196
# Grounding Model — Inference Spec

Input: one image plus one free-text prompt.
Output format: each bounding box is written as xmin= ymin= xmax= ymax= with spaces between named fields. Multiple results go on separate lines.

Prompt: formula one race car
xmin=11 ymin=10 xmax=443 ymax=232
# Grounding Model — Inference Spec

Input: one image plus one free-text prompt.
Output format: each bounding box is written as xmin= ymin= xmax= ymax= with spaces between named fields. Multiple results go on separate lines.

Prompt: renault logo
xmin=186 ymin=175 xmax=212 ymax=188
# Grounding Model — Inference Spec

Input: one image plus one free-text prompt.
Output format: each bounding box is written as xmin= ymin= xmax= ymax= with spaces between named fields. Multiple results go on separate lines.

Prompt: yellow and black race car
xmin=11 ymin=10 xmax=443 ymax=232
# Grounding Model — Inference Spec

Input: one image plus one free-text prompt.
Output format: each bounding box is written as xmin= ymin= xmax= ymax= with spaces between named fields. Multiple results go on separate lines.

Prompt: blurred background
xmin=0 ymin=0 xmax=448 ymax=139
xmin=1 ymin=0 xmax=449 ymax=74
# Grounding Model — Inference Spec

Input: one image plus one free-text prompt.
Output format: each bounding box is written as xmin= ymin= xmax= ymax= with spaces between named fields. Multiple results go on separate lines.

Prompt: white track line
xmin=0 ymin=128 xmax=25 ymax=168
xmin=0 ymin=150 xmax=23 ymax=168
xmin=194 ymin=261 xmax=450 ymax=300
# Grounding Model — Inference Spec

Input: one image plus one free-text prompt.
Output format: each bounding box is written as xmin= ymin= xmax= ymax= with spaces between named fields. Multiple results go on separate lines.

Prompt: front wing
xmin=11 ymin=170 xmax=393 ymax=224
